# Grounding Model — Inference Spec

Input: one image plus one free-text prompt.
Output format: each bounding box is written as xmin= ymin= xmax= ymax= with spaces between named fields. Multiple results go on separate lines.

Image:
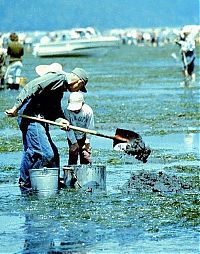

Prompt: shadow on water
xmin=0 ymin=44 xmax=199 ymax=253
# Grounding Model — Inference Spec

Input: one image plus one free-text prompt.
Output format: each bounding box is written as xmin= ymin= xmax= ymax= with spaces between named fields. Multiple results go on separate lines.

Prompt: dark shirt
xmin=16 ymin=72 xmax=69 ymax=125
xmin=20 ymin=84 xmax=65 ymax=120
xmin=7 ymin=41 xmax=24 ymax=63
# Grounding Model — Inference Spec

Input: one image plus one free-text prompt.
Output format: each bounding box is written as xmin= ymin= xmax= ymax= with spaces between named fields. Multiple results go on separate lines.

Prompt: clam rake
xmin=19 ymin=114 xmax=151 ymax=163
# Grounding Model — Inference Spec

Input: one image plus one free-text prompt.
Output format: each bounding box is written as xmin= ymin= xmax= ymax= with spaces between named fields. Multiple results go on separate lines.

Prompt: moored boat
xmin=33 ymin=27 xmax=121 ymax=57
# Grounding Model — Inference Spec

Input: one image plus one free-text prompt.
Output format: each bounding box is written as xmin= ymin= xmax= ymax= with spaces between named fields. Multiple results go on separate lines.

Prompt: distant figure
xmin=175 ymin=28 xmax=196 ymax=85
xmin=0 ymin=47 xmax=7 ymax=88
xmin=64 ymin=92 xmax=94 ymax=165
xmin=4 ymin=32 xmax=24 ymax=89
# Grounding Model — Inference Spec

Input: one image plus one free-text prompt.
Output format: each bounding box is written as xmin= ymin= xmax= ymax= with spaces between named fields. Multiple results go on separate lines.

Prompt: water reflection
xmin=19 ymin=193 xmax=93 ymax=253
xmin=184 ymin=132 xmax=195 ymax=151
xmin=22 ymin=213 xmax=55 ymax=253
xmin=0 ymin=44 xmax=199 ymax=254
xmin=0 ymin=179 xmax=199 ymax=254
xmin=0 ymin=215 xmax=25 ymax=253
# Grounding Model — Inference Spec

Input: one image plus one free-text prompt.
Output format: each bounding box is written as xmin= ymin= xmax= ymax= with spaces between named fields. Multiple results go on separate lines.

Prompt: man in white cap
xmin=63 ymin=92 xmax=94 ymax=165
xmin=5 ymin=63 xmax=89 ymax=189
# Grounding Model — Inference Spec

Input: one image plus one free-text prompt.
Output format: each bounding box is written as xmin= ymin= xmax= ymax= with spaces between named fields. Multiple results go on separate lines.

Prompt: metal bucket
xmin=29 ymin=167 xmax=59 ymax=196
xmin=63 ymin=164 xmax=106 ymax=191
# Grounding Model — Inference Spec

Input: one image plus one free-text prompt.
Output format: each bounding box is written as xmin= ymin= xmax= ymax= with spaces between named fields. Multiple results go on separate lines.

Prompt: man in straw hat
xmin=5 ymin=63 xmax=89 ymax=189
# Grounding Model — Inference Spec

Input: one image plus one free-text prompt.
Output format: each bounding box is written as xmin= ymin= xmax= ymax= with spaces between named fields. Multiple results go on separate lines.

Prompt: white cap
xmin=35 ymin=62 xmax=64 ymax=76
xmin=67 ymin=92 xmax=84 ymax=111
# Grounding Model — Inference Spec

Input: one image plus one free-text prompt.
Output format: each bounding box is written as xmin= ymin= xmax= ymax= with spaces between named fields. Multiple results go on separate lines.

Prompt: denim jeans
xmin=4 ymin=61 xmax=23 ymax=84
xmin=20 ymin=121 xmax=59 ymax=184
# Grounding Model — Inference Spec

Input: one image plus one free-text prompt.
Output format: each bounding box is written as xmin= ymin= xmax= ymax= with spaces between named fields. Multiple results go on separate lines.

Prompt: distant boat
xmin=32 ymin=27 xmax=121 ymax=57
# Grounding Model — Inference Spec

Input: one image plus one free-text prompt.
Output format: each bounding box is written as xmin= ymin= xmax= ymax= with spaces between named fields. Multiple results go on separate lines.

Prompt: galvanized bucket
xmin=63 ymin=164 xmax=106 ymax=191
xmin=29 ymin=167 xmax=59 ymax=196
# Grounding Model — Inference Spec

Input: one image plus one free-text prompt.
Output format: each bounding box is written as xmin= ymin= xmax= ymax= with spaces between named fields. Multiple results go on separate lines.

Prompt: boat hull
xmin=33 ymin=37 xmax=121 ymax=57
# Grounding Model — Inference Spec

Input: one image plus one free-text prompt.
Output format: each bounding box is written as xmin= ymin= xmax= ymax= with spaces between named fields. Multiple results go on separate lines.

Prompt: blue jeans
xmin=20 ymin=121 xmax=59 ymax=184
xmin=4 ymin=61 xmax=23 ymax=83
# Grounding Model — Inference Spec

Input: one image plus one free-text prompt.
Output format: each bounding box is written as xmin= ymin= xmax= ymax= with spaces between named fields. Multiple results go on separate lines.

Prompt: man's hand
xmin=83 ymin=143 xmax=90 ymax=152
xmin=56 ymin=118 xmax=70 ymax=130
xmin=5 ymin=106 xmax=18 ymax=117
xmin=70 ymin=142 xmax=79 ymax=153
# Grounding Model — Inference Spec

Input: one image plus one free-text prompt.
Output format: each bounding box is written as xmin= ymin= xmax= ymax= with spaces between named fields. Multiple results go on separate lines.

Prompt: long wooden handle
xmin=19 ymin=114 xmax=127 ymax=142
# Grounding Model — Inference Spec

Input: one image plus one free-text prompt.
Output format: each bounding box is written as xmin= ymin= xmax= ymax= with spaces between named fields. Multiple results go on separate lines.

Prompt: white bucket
xmin=29 ymin=167 xmax=59 ymax=196
xmin=63 ymin=164 xmax=106 ymax=191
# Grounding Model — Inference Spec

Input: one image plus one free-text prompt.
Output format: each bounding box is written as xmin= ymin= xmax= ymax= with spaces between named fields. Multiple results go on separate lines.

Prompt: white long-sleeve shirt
xmin=178 ymin=35 xmax=195 ymax=52
xmin=64 ymin=103 xmax=94 ymax=144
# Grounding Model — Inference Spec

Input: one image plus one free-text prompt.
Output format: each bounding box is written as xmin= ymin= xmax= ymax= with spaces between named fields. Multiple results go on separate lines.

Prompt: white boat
xmin=33 ymin=27 xmax=121 ymax=57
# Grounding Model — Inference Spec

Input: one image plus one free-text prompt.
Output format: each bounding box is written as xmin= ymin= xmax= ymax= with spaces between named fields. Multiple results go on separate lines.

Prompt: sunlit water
xmin=0 ymin=45 xmax=199 ymax=253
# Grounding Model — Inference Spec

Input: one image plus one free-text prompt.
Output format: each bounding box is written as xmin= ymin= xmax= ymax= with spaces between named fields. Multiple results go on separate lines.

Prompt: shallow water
xmin=0 ymin=44 xmax=199 ymax=253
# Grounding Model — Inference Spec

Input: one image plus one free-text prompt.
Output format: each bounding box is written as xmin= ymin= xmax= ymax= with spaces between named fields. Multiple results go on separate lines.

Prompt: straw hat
xmin=35 ymin=62 xmax=63 ymax=76
xmin=35 ymin=63 xmax=88 ymax=93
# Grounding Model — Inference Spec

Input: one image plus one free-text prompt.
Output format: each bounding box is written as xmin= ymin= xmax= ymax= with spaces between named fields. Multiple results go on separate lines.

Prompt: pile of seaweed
xmin=122 ymin=170 xmax=196 ymax=194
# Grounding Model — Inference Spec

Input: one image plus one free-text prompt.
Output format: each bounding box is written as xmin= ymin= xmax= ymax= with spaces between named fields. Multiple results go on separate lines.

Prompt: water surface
xmin=0 ymin=44 xmax=199 ymax=253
